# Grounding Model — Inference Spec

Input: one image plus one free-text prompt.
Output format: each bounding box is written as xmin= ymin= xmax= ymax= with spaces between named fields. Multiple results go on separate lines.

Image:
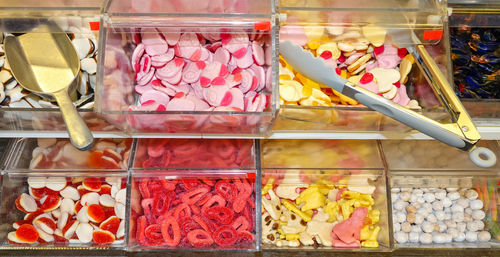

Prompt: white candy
xmin=391 ymin=188 xmax=401 ymax=193
xmin=447 ymin=191 xmax=460 ymax=201
xmin=77 ymin=206 xmax=89 ymax=223
xmin=456 ymin=198 xmax=469 ymax=208
xmin=432 ymin=201 xmax=443 ymax=211
xmin=451 ymin=204 xmax=464 ymax=213
xmin=454 ymin=232 xmax=466 ymax=242
xmin=60 ymin=198 xmax=75 ymax=215
xmin=391 ymin=193 xmax=399 ymax=201
xmin=393 ymin=222 xmax=401 ymax=232
xmin=426 ymin=213 xmax=437 ymax=223
xmin=465 ymin=189 xmax=479 ymax=200
xmin=441 ymin=197 xmax=452 ymax=208
xmin=419 ymin=233 xmax=433 ymax=244
xmin=413 ymin=188 xmax=423 ymax=195
xmin=422 ymin=221 xmax=435 ymax=233
xmin=60 ymin=186 xmax=80 ymax=201
xmin=435 ymin=210 xmax=446 ymax=221
xmin=444 ymin=233 xmax=452 ymax=243
xmin=400 ymin=191 xmax=411 ymax=201
xmin=117 ymin=219 xmax=125 ymax=239
xmin=444 ymin=219 xmax=457 ymax=228
xmin=446 ymin=187 xmax=458 ymax=192
xmin=465 ymin=231 xmax=478 ymax=242
xmin=452 ymin=212 xmax=464 ymax=223
xmin=45 ymin=177 xmax=67 ymax=191
xmin=75 ymin=223 xmax=93 ymax=243
xmin=457 ymin=222 xmax=467 ymax=232
xmin=28 ymin=177 xmax=47 ymax=189
xmin=408 ymin=232 xmax=420 ymax=243
xmin=472 ymin=210 xmax=486 ymax=220
xmin=411 ymin=225 xmax=422 ymax=233
xmin=393 ymin=200 xmax=407 ymax=211
xmin=395 ymin=211 xmax=406 ymax=223
xmin=394 ymin=231 xmax=408 ymax=244
xmin=115 ymin=203 xmax=126 ymax=219
xmin=478 ymin=231 xmax=491 ymax=242
xmin=437 ymin=222 xmax=447 ymax=232
xmin=424 ymin=193 xmax=436 ymax=203
xmin=434 ymin=189 xmax=446 ymax=200
xmin=115 ymin=189 xmax=126 ymax=205
xmin=81 ymin=192 xmax=100 ymax=206
xmin=448 ymin=228 xmax=459 ymax=239
xmin=414 ymin=214 xmax=424 ymax=225
xmin=470 ymin=200 xmax=484 ymax=210
xmin=433 ymin=233 xmax=446 ymax=244
xmin=465 ymin=207 xmax=473 ymax=215
xmin=467 ymin=220 xmax=484 ymax=232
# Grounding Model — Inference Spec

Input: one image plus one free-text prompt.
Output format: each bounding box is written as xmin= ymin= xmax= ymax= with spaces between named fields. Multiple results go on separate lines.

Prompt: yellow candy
xmin=348 ymin=75 xmax=362 ymax=85
xmin=280 ymin=80 xmax=303 ymax=102
xmin=369 ymin=209 xmax=380 ymax=224
xmin=342 ymin=190 xmax=361 ymax=199
xmin=361 ymin=240 xmax=379 ymax=248
xmin=368 ymin=226 xmax=381 ymax=241
xmin=262 ymin=178 xmax=274 ymax=195
xmin=307 ymin=40 xmax=322 ymax=50
xmin=280 ymin=74 xmax=292 ymax=80
xmin=296 ymin=186 xmax=326 ymax=211
xmin=296 ymin=73 xmax=321 ymax=89
xmin=317 ymin=42 xmax=341 ymax=60
xmin=360 ymin=225 xmax=371 ymax=241
xmin=285 ymin=233 xmax=301 ymax=241
xmin=304 ymin=25 xmax=325 ymax=41
xmin=302 ymin=85 xmax=313 ymax=97
xmin=340 ymin=199 xmax=352 ymax=221
xmin=282 ymin=199 xmax=312 ymax=222
xmin=324 ymin=200 xmax=339 ymax=222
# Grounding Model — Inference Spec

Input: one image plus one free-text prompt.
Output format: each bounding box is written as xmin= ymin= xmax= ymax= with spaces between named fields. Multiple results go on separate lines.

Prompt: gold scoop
xmin=5 ymin=24 xmax=94 ymax=150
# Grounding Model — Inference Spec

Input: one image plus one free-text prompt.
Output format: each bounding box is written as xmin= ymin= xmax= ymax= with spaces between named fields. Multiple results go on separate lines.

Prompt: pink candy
xmin=130 ymin=28 xmax=271 ymax=113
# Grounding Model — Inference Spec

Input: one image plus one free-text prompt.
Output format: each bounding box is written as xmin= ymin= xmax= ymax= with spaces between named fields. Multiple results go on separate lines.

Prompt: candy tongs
xmin=279 ymin=39 xmax=496 ymax=168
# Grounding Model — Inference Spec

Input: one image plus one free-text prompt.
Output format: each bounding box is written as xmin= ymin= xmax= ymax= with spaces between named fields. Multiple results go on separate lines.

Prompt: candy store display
xmin=0 ymin=174 xmax=127 ymax=247
xmin=11 ymin=138 xmax=132 ymax=171
xmin=0 ymin=18 xmax=98 ymax=109
xmin=391 ymin=187 xmax=492 ymax=245
xmin=129 ymin=173 xmax=256 ymax=249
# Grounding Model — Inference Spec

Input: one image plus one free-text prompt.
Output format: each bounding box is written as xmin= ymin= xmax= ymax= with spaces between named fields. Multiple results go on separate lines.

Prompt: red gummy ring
xmin=179 ymin=217 xmax=201 ymax=236
xmin=144 ymin=224 xmax=165 ymax=246
xmin=181 ymin=179 xmax=203 ymax=190
xmin=201 ymin=194 xmax=226 ymax=213
xmin=237 ymin=230 xmax=255 ymax=244
xmin=173 ymin=203 xmax=192 ymax=219
xmin=203 ymin=206 xmax=233 ymax=225
xmin=212 ymin=225 xmax=238 ymax=246
xmin=160 ymin=179 xmax=176 ymax=191
xmin=181 ymin=187 xmax=210 ymax=205
xmin=232 ymin=216 xmax=250 ymax=232
xmin=214 ymin=181 xmax=236 ymax=201
xmin=187 ymin=229 xmax=214 ymax=248
xmin=138 ymin=179 xmax=151 ymax=199
xmin=161 ymin=217 xmax=181 ymax=247
xmin=197 ymin=193 xmax=213 ymax=206
xmin=190 ymin=204 xmax=200 ymax=214
xmin=192 ymin=215 xmax=210 ymax=232
xmin=152 ymin=192 xmax=172 ymax=216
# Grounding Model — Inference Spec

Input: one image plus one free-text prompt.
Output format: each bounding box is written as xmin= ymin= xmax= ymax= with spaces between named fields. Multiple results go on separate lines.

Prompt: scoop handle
xmin=52 ymin=89 xmax=94 ymax=151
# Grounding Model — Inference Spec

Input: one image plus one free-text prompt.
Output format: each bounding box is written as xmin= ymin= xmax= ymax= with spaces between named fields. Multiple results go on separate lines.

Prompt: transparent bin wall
xmin=260 ymin=139 xmax=389 ymax=250
xmin=7 ymin=138 xmax=133 ymax=172
xmin=274 ymin=0 xmax=455 ymax=132
xmin=0 ymin=171 xmax=128 ymax=249
xmin=0 ymin=2 xmax=120 ymax=133
xmin=448 ymin=1 xmax=500 ymax=119
xmin=380 ymin=140 xmax=500 ymax=171
xmin=132 ymin=139 xmax=256 ymax=170
xmin=128 ymin=170 xmax=259 ymax=250
xmin=389 ymin=171 xmax=500 ymax=249
xmin=97 ymin=0 xmax=277 ymax=136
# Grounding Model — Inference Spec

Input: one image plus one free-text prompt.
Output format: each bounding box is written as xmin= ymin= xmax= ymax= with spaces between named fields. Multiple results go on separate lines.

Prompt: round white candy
xmin=391 ymin=188 xmax=401 ymax=193
xmin=451 ymin=204 xmax=464 ymax=213
xmin=400 ymin=191 xmax=411 ymax=201
xmin=413 ymin=188 xmax=423 ymax=195
xmin=444 ymin=219 xmax=457 ymax=228
xmin=452 ymin=212 xmax=464 ymax=223
xmin=467 ymin=221 xmax=480 ymax=232
xmin=444 ymin=233 xmax=453 ymax=243
xmin=454 ymin=232 xmax=466 ymax=242
xmin=393 ymin=200 xmax=407 ymax=211
xmin=444 ymin=212 xmax=451 ymax=220
xmin=414 ymin=214 xmax=424 ymax=225
xmin=437 ymin=222 xmax=447 ymax=232
xmin=457 ymin=222 xmax=467 ymax=232
xmin=478 ymin=231 xmax=491 ymax=242
xmin=472 ymin=210 xmax=486 ymax=220
xmin=394 ymin=231 xmax=409 ymax=244
xmin=465 ymin=231 xmax=478 ymax=242
xmin=391 ymin=193 xmax=399 ymax=201
xmin=465 ymin=207 xmax=473 ymax=215
xmin=432 ymin=200 xmax=443 ymax=211
xmin=419 ymin=233 xmax=433 ymax=244
xmin=456 ymin=198 xmax=469 ymax=208
xmin=408 ymin=232 xmax=420 ymax=243
xmin=395 ymin=212 xmax=406 ymax=223
xmin=411 ymin=225 xmax=422 ymax=233
xmin=409 ymin=194 xmax=419 ymax=203
xmin=447 ymin=191 xmax=460 ymax=201
xmin=393 ymin=222 xmax=401 ymax=232
xmin=448 ymin=228 xmax=459 ymax=239
xmin=441 ymin=197 xmax=452 ymax=208
xmin=470 ymin=200 xmax=484 ymax=210
xmin=401 ymin=222 xmax=412 ymax=233
xmin=465 ymin=189 xmax=478 ymax=200
xmin=435 ymin=210 xmax=446 ymax=221
xmin=426 ymin=213 xmax=437 ymax=223
xmin=435 ymin=189 xmax=446 ymax=200
xmin=422 ymin=221 xmax=435 ymax=233
xmin=424 ymin=193 xmax=436 ymax=203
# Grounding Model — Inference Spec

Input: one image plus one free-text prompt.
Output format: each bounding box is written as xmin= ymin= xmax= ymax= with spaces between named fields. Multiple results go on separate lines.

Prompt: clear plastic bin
xmin=274 ymin=0 xmax=456 ymax=133
xmin=0 ymin=171 xmax=128 ymax=249
xmin=380 ymin=140 xmax=500 ymax=171
xmin=0 ymin=1 xmax=119 ymax=133
xmin=7 ymin=138 xmax=133 ymax=172
xmin=260 ymin=139 xmax=390 ymax=250
xmin=97 ymin=0 xmax=277 ymax=136
xmin=448 ymin=1 xmax=500 ymax=119
xmin=128 ymin=170 xmax=258 ymax=250
xmin=389 ymin=170 xmax=500 ymax=249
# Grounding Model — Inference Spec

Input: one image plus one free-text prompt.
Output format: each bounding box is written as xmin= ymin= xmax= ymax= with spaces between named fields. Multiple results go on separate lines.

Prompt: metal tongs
xmin=279 ymin=26 xmax=497 ymax=168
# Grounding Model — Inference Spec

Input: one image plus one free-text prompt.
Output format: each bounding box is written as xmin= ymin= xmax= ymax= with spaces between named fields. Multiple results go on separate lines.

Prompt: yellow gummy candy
xmin=296 ymin=186 xmax=326 ymax=211
xmin=302 ymin=85 xmax=313 ymax=97
xmin=361 ymin=240 xmax=379 ymax=248
xmin=262 ymin=178 xmax=274 ymax=195
xmin=285 ymin=233 xmax=301 ymax=241
xmin=360 ymin=225 xmax=371 ymax=241
xmin=369 ymin=209 xmax=380 ymax=224
xmin=282 ymin=199 xmax=312 ymax=222
xmin=324 ymin=200 xmax=339 ymax=223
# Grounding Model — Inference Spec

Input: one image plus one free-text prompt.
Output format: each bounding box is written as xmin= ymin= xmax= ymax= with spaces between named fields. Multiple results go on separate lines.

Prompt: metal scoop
xmin=5 ymin=24 xmax=94 ymax=150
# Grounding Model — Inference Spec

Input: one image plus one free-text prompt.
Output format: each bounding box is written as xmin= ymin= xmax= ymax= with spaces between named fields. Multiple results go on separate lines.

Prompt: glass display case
xmin=97 ymin=0 xmax=277 ymax=136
